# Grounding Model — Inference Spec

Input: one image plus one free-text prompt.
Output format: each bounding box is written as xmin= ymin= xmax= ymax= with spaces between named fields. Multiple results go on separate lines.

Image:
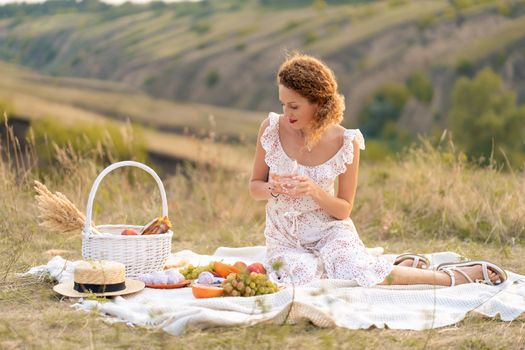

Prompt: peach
xmin=233 ymin=261 xmax=247 ymax=271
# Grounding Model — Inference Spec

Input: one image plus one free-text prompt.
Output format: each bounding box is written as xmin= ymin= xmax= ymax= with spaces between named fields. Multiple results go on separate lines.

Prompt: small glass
xmin=270 ymin=159 xmax=304 ymax=217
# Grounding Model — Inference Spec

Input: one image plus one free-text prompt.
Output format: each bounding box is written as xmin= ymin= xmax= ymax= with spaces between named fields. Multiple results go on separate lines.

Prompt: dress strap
xmin=260 ymin=112 xmax=280 ymax=153
xmin=330 ymin=128 xmax=365 ymax=177
xmin=260 ymin=112 xmax=282 ymax=169
xmin=345 ymin=129 xmax=365 ymax=151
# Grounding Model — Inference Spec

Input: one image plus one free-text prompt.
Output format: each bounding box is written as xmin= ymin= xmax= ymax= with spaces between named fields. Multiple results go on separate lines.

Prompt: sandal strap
xmin=441 ymin=268 xmax=455 ymax=287
xmin=412 ymin=256 xmax=420 ymax=269
xmin=395 ymin=254 xmax=429 ymax=268
xmin=449 ymin=266 xmax=474 ymax=284
xmin=439 ymin=262 xmax=499 ymax=286
xmin=480 ymin=262 xmax=495 ymax=286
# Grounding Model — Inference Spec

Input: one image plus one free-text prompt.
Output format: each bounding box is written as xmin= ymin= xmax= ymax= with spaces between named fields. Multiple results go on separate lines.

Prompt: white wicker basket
xmin=81 ymin=161 xmax=173 ymax=278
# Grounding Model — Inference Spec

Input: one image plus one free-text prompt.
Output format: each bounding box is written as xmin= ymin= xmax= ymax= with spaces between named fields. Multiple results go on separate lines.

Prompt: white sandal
xmin=437 ymin=260 xmax=507 ymax=286
xmin=394 ymin=253 xmax=430 ymax=269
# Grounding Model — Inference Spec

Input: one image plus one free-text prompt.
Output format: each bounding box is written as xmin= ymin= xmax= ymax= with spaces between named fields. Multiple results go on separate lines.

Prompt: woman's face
xmin=278 ymin=84 xmax=318 ymax=131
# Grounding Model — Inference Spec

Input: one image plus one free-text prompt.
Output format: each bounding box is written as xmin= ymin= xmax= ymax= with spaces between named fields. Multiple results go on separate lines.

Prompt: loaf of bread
xmin=163 ymin=256 xmax=190 ymax=270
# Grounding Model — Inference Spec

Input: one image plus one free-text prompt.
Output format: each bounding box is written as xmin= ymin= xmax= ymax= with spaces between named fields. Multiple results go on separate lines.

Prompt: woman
xmin=249 ymin=53 xmax=506 ymax=287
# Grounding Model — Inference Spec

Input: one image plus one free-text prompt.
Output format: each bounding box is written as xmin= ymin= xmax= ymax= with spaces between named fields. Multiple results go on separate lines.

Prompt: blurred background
xmin=1 ymin=0 xmax=525 ymax=174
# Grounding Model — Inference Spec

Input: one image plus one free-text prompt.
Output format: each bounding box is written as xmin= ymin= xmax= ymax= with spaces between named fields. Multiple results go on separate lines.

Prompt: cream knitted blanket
xmin=25 ymin=246 xmax=525 ymax=336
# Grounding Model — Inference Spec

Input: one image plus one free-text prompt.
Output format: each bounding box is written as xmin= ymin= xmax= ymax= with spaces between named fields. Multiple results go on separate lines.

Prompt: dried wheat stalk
xmin=34 ymin=180 xmax=100 ymax=234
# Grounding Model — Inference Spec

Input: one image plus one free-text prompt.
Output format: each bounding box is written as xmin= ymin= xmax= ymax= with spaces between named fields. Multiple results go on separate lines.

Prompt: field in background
xmin=0 ymin=61 xmax=257 ymax=173
xmin=2 ymin=0 xmax=525 ymax=171
xmin=0 ymin=126 xmax=524 ymax=349
xmin=2 ymin=0 xmax=525 ymax=123
xmin=0 ymin=62 xmax=263 ymax=141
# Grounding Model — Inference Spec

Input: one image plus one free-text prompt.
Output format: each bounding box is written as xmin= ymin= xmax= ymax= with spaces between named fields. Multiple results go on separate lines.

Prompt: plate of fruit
xmin=139 ymin=269 xmax=191 ymax=289
xmin=181 ymin=261 xmax=281 ymax=298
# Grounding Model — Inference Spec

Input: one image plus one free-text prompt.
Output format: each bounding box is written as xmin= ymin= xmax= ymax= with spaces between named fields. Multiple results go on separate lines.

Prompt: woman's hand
xmin=268 ymin=174 xmax=295 ymax=196
xmin=288 ymin=175 xmax=321 ymax=199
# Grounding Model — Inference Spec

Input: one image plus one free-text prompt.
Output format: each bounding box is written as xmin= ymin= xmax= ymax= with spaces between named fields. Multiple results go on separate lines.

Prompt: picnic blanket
xmin=25 ymin=246 xmax=525 ymax=335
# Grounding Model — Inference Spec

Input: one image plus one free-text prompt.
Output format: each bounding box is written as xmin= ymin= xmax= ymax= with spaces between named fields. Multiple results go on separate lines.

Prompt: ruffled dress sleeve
xmin=331 ymin=129 xmax=365 ymax=177
xmin=260 ymin=112 xmax=281 ymax=169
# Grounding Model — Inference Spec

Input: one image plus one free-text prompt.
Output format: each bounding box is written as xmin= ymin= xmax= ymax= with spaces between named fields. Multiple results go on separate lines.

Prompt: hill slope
xmin=0 ymin=62 xmax=255 ymax=172
xmin=1 ymin=0 xmax=525 ymax=131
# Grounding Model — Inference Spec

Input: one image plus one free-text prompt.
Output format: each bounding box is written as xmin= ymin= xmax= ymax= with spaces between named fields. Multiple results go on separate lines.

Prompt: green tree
xmin=455 ymin=58 xmax=475 ymax=78
xmin=406 ymin=72 xmax=433 ymax=103
xmin=359 ymin=83 xmax=410 ymax=137
xmin=449 ymin=68 xmax=525 ymax=168
xmin=206 ymin=70 xmax=220 ymax=88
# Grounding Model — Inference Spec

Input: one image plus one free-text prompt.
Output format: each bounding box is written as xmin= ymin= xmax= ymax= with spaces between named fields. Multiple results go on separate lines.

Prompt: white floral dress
xmin=261 ymin=112 xmax=394 ymax=287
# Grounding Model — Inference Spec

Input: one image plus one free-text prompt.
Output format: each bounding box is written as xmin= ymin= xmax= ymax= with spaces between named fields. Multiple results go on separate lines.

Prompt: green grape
xmin=220 ymin=271 xmax=279 ymax=297
xmin=180 ymin=263 xmax=215 ymax=280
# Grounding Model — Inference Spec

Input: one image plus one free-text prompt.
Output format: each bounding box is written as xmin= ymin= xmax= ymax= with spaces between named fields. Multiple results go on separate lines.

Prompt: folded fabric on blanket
xmin=24 ymin=246 xmax=525 ymax=335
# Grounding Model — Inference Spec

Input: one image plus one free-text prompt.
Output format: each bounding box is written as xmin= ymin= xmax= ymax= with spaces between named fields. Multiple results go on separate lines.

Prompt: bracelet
xmin=268 ymin=185 xmax=279 ymax=198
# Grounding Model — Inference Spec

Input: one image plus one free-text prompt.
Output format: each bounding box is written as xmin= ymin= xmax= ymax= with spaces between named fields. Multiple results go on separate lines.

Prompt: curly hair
xmin=277 ymin=53 xmax=345 ymax=151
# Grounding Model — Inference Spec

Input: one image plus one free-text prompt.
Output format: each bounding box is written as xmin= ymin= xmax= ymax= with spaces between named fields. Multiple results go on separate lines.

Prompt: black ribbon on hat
xmin=74 ymin=281 xmax=126 ymax=294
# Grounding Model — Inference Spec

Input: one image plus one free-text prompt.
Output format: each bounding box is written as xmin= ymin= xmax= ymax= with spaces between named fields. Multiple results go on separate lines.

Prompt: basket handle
xmin=83 ymin=161 xmax=168 ymax=234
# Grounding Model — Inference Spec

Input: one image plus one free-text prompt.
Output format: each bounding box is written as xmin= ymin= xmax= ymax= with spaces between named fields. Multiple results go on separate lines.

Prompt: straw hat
xmin=53 ymin=260 xmax=145 ymax=297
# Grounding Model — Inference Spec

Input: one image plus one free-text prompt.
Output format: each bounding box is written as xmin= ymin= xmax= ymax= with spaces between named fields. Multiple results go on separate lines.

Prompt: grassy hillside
xmin=1 ymin=0 xmax=525 ymax=131
xmin=0 ymin=61 xmax=257 ymax=172
xmin=0 ymin=62 xmax=263 ymax=141
xmin=1 ymin=119 xmax=524 ymax=349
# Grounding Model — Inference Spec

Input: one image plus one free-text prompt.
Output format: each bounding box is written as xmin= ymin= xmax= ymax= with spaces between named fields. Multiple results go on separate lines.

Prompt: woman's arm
xmin=293 ymin=139 xmax=361 ymax=220
xmin=249 ymin=118 xmax=288 ymax=200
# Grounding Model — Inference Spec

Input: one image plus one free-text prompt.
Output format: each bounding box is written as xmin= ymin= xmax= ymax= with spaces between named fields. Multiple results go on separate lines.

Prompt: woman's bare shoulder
xmin=324 ymin=124 xmax=346 ymax=142
xmin=259 ymin=112 xmax=283 ymax=130
xmin=257 ymin=116 xmax=271 ymax=135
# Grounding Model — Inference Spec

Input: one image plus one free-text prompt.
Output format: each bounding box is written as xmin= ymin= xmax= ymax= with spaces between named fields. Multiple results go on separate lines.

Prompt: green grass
xmin=1 ymin=120 xmax=524 ymax=348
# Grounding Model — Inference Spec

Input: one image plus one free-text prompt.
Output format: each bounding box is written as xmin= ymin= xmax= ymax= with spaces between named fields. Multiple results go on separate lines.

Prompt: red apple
xmin=247 ymin=262 xmax=266 ymax=275
xmin=121 ymin=229 xmax=138 ymax=236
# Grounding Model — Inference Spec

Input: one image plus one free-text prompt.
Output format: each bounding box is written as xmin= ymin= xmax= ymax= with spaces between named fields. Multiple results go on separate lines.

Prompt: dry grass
xmin=1 ymin=125 xmax=524 ymax=349
xmin=34 ymin=180 xmax=92 ymax=234
xmin=357 ymin=136 xmax=525 ymax=245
